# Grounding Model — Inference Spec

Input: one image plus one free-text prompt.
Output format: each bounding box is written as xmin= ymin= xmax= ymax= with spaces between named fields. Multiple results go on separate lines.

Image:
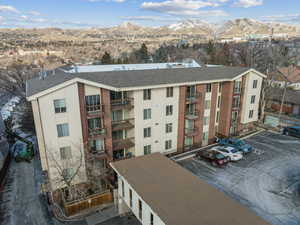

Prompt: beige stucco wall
xmin=133 ymin=87 xmax=179 ymax=156
xmin=241 ymin=72 xmax=263 ymax=124
xmin=37 ymin=83 xmax=86 ymax=190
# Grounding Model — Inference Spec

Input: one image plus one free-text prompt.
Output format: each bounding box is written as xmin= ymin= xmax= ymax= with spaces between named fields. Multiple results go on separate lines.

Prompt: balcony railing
xmin=185 ymin=110 xmax=199 ymax=120
xmin=112 ymin=118 xmax=134 ymax=131
xmin=112 ymin=137 xmax=135 ymax=151
xmin=111 ymin=98 xmax=133 ymax=107
xmin=234 ymin=88 xmax=241 ymax=94
xmin=185 ymin=128 xmax=199 ymax=137
xmin=186 ymin=92 xmax=201 ymax=103
xmin=86 ymin=104 xmax=104 ymax=117
xmin=89 ymin=146 xmax=105 ymax=155
xmin=88 ymin=128 xmax=106 ymax=137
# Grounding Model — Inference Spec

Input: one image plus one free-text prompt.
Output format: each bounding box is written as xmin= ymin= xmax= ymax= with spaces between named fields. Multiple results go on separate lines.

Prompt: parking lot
xmin=178 ymin=131 xmax=300 ymax=225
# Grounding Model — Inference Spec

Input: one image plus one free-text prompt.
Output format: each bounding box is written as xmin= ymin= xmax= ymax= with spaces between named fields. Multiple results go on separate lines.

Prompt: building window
xmin=251 ymin=95 xmax=256 ymax=104
xmin=216 ymin=111 xmax=220 ymax=123
xmin=204 ymin=100 xmax=211 ymax=110
xmin=234 ymin=81 xmax=241 ymax=93
xmin=219 ymin=83 xmax=222 ymax=93
xmin=138 ymin=199 xmax=143 ymax=220
xmin=129 ymin=189 xmax=132 ymax=208
xmin=203 ymin=132 xmax=209 ymax=141
xmin=112 ymin=110 xmax=123 ymax=121
xmin=249 ymin=110 xmax=254 ymax=119
xmin=253 ymin=80 xmax=258 ymax=89
xmin=143 ymin=89 xmax=151 ymax=100
xmin=60 ymin=146 xmax=72 ymax=160
xmin=150 ymin=213 xmax=154 ymax=225
xmin=232 ymin=111 xmax=238 ymax=122
xmin=217 ymin=96 xmax=221 ymax=108
xmin=62 ymin=168 xmax=74 ymax=180
xmin=54 ymin=99 xmax=66 ymax=113
xmin=166 ymin=105 xmax=173 ymax=116
xmin=233 ymin=96 xmax=240 ymax=108
xmin=166 ymin=123 xmax=173 ymax=133
xmin=165 ymin=140 xmax=172 ymax=150
xmin=143 ymin=109 xmax=151 ymax=120
xmin=144 ymin=127 xmax=151 ymax=138
xmin=57 ymin=123 xmax=69 ymax=137
xmin=166 ymin=87 xmax=173 ymax=97
xmin=144 ymin=145 xmax=151 ymax=155
xmin=206 ymin=84 xmax=212 ymax=93
xmin=89 ymin=139 xmax=104 ymax=152
xmin=88 ymin=118 xmax=103 ymax=135
xmin=85 ymin=95 xmax=101 ymax=112
xmin=184 ymin=136 xmax=193 ymax=147
xmin=187 ymin=85 xmax=196 ymax=97
xmin=122 ymin=180 xmax=124 ymax=197
xmin=204 ymin=116 xmax=209 ymax=126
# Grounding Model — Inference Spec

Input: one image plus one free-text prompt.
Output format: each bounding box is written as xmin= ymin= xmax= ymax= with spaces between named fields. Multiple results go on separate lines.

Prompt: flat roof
xmin=111 ymin=153 xmax=271 ymax=225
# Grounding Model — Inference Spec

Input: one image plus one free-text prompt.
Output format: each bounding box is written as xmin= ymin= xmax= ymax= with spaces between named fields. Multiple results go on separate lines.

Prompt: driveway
xmin=178 ymin=131 xmax=300 ymax=225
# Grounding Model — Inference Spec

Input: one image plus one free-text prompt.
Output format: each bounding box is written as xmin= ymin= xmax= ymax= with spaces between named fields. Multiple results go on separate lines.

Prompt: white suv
xmin=211 ymin=146 xmax=243 ymax=161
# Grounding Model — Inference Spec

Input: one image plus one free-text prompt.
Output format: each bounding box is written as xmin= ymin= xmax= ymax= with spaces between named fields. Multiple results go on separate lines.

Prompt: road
xmin=179 ymin=131 xmax=300 ymax=225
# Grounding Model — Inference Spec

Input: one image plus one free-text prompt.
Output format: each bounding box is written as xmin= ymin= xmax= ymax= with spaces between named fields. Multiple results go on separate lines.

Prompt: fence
xmin=63 ymin=190 xmax=113 ymax=216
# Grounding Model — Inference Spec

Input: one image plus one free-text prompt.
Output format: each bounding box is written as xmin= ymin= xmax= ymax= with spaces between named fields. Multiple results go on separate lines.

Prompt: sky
xmin=0 ymin=0 xmax=299 ymax=28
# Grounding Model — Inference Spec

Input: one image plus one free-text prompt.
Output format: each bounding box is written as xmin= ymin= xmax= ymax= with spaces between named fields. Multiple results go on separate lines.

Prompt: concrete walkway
xmin=86 ymin=207 xmax=118 ymax=225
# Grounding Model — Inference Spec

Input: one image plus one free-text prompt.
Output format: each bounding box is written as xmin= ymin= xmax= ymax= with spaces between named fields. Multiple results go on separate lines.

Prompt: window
xmin=62 ymin=168 xmax=74 ymax=180
xmin=143 ymin=109 xmax=151 ymax=120
xmin=206 ymin=84 xmax=212 ymax=93
xmin=165 ymin=140 xmax=172 ymax=150
xmin=143 ymin=89 xmax=151 ymax=100
xmin=166 ymin=105 xmax=173 ymax=116
xmin=138 ymin=199 xmax=143 ymax=220
xmin=129 ymin=189 xmax=132 ymax=208
xmin=216 ymin=111 xmax=220 ymax=123
xmin=57 ymin=123 xmax=69 ymax=137
xmin=203 ymin=132 xmax=209 ymax=141
xmin=233 ymin=96 xmax=240 ymax=108
xmin=253 ymin=80 xmax=258 ymax=89
xmin=219 ymin=83 xmax=222 ymax=93
xmin=232 ymin=111 xmax=238 ymax=122
xmin=60 ymin=146 xmax=72 ymax=160
xmin=187 ymin=85 xmax=196 ymax=97
xmin=217 ymin=96 xmax=221 ymax=108
xmin=112 ymin=130 xmax=126 ymax=140
xmin=144 ymin=127 xmax=151 ymax=138
xmin=88 ymin=118 xmax=103 ymax=135
xmin=122 ymin=180 xmax=125 ymax=197
xmin=204 ymin=116 xmax=209 ymax=126
xmin=85 ymin=95 xmax=100 ymax=112
xmin=166 ymin=87 xmax=173 ymax=97
xmin=251 ymin=95 xmax=256 ymax=104
xmin=54 ymin=99 xmax=66 ymax=113
xmin=112 ymin=110 xmax=123 ymax=121
xmin=144 ymin=145 xmax=151 ymax=155
xmin=89 ymin=139 xmax=105 ymax=152
xmin=150 ymin=213 xmax=154 ymax=225
xmin=249 ymin=110 xmax=254 ymax=119
xmin=204 ymin=100 xmax=211 ymax=110
xmin=184 ymin=136 xmax=193 ymax=147
xmin=234 ymin=81 xmax=241 ymax=93
xmin=166 ymin=123 xmax=173 ymax=133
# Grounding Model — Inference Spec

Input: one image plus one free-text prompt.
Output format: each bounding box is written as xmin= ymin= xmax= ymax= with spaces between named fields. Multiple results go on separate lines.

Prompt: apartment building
xmin=26 ymin=61 xmax=266 ymax=192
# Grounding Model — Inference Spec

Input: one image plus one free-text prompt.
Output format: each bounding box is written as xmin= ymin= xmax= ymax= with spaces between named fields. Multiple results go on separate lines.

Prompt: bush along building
xmin=26 ymin=60 xmax=266 ymax=215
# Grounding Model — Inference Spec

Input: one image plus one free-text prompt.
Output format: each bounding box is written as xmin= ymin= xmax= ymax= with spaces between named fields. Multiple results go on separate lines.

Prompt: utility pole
xmin=278 ymin=63 xmax=291 ymax=126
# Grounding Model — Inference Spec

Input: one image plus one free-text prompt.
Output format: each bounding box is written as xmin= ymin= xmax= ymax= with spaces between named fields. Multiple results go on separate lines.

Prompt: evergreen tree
xmin=101 ymin=51 xmax=112 ymax=64
xmin=135 ymin=43 xmax=149 ymax=63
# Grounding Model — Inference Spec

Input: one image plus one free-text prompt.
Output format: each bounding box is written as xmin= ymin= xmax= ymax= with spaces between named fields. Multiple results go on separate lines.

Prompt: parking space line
xmin=191 ymin=158 xmax=217 ymax=172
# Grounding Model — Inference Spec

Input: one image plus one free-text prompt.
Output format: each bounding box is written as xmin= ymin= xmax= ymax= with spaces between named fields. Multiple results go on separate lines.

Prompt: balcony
xmin=186 ymin=92 xmax=201 ymax=103
xmin=88 ymin=128 xmax=106 ymax=138
xmin=112 ymin=118 xmax=134 ymax=131
xmin=185 ymin=110 xmax=199 ymax=120
xmin=183 ymin=143 xmax=202 ymax=151
xmin=185 ymin=128 xmax=199 ymax=137
xmin=86 ymin=104 xmax=104 ymax=118
xmin=234 ymin=88 xmax=241 ymax=94
xmin=112 ymin=137 xmax=135 ymax=151
xmin=88 ymin=147 xmax=107 ymax=159
xmin=111 ymin=98 xmax=134 ymax=111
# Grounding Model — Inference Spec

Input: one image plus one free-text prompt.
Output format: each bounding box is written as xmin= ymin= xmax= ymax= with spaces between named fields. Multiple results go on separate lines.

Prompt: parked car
xmin=211 ymin=146 xmax=243 ymax=161
xmin=282 ymin=126 xmax=300 ymax=138
xmin=196 ymin=149 xmax=230 ymax=168
xmin=217 ymin=138 xmax=253 ymax=154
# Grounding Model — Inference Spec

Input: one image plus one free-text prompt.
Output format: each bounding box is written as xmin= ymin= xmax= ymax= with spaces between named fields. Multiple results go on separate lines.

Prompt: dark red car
xmin=196 ymin=149 xmax=230 ymax=168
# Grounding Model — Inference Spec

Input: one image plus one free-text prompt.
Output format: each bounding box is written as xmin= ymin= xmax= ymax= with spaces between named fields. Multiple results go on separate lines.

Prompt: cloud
xmin=141 ymin=0 xmax=228 ymax=17
xmin=28 ymin=11 xmax=42 ymax=16
xmin=261 ymin=14 xmax=300 ymax=24
xmin=0 ymin=5 xmax=19 ymax=13
xmin=233 ymin=0 xmax=263 ymax=8
xmin=87 ymin=0 xmax=125 ymax=2
xmin=122 ymin=15 xmax=181 ymax=22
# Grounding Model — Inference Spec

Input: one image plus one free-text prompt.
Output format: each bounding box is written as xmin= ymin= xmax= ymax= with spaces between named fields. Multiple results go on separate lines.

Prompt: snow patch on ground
xmin=1 ymin=96 xmax=20 ymax=120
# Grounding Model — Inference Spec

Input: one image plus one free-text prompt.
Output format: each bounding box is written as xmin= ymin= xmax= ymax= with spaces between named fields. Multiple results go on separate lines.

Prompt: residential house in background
xmin=26 ymin=60 xmax=265 ymax=206
xmin=271 ymin=65 xmax=300 ymax=90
